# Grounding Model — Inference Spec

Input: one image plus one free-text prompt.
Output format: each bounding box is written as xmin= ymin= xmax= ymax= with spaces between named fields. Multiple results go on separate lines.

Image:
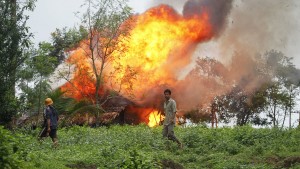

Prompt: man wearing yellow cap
xmin=38 ymin=98 xmax=59 ymax=147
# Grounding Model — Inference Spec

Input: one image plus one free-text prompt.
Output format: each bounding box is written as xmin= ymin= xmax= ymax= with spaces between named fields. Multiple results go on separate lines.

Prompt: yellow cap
xmin=45 ymin=98 xmax=53 ymax=106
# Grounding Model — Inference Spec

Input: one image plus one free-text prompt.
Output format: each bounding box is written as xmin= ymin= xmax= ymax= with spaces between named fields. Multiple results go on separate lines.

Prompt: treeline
xmin=0 ymin=0 xmax=85 ymax=127
xmin=182 ymin=51 xmax=300 ymax=128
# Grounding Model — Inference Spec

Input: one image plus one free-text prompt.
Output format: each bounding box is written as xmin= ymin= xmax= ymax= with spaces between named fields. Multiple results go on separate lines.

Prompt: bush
xmin=0 ymin=126 xmax=23 ymax=168
xmin=1 ymin=125 xmax=300 ymax=169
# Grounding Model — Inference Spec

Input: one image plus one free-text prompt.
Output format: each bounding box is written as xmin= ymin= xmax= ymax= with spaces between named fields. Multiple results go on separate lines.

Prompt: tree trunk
xmin=36 ymin=77 xmax=43 ymax=126
xmin=273 ymin=103 xmax=277 ymax=128
xmin=289 ymin=86 xmax=292 ymax=129
xmin=95 ymin=61 xmax=105 ymax=126
xmin=281 ymin=105 xmax=288 ymax=129
xmin=89 ymin=31 xmax=106 ymax=127
xmin=298 ymin=111 xmax=300 ymax=127
xmin=10 ymin=0 xmax=17 ymax=93
xmin=244 ymin=112 xmax=250 ymax=126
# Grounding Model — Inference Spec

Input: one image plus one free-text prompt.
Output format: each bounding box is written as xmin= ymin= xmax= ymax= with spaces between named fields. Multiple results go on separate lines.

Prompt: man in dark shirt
xmin=38 ymin=98 xmax=59 ymax=147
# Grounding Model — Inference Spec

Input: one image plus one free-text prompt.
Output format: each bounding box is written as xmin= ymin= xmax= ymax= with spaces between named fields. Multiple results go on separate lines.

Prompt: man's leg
xmin=162 ymin=125 xmax=168 ymax=138
xmin=167 ymin=124 xmax=183 ymax=148
xmin=162 ymin=125 xmax=172 ymax=149
xmin=50 ymin=129 xmax=58 ymax=148
xmin=52 ymin=138 xmax=58 ymax=147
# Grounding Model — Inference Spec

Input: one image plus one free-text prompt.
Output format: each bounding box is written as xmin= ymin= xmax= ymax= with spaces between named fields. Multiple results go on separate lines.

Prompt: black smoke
xmin=183 ymin=0 xmax=233 ymax=37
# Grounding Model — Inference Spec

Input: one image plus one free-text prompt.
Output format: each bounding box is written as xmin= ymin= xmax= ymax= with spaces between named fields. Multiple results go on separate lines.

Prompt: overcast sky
xmin=28 ymin=0 xmax=149 ymax=44
xmin=27 ymin=0 xmax=300 ymax=68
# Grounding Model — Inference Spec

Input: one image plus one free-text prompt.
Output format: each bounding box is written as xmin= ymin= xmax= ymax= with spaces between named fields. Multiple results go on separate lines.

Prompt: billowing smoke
xmin=183 ymin=0 xmax=233 ymax=36
xmin=141 ymin=0 xmax=300 ymax=112
xmin=219 ymin=0 xmax=299 ymax=60
xmin=217 ymin=0 xmax=300 ymax=88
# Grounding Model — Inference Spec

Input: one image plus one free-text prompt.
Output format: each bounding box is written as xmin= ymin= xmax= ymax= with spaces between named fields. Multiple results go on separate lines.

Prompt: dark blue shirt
xmin=44 ymin=105 xmax=58 ymax=129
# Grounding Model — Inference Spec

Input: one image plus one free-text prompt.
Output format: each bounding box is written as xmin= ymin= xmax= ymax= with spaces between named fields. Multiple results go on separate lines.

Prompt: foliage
xmin=0 ymin=126 xmax=34 ymax=169
xmin=50 ymin=26 xmax=88 ymax=63
xmin=215 ymin=86 xmax=268 ymax=126
xmin=0 ymin=0 xmax=35 ymax=126
xmin=2 ymin=125 xmax=300 ymax=169
xmin=17 ymin=42 xmax=57 ymax=123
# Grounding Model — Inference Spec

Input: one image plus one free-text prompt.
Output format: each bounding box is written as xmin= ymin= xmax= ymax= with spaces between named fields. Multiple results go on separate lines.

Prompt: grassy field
xmin=1 ymin=125 xmax=300 ymax=169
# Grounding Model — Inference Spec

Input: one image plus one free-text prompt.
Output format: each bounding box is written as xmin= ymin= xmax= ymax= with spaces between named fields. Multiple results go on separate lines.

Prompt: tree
xmin=276 ymin=57 xmax=300 ymax=128
xmin=216 ymin=86 xmax=267 ymax=126
xmin=59 ymin=0 xmax=133 ymax=125
xmin=263 ymin=50 xmax=300 ymax=128
xmin=0 ymin=0 xmax=35 ymax=126
xmin=18 ymin=42 xmax=57 ymax=124
xmin=264 ymin=83 xmax=288 ymax=127
xmin=50 ymin=26 xmax=88 ymax=64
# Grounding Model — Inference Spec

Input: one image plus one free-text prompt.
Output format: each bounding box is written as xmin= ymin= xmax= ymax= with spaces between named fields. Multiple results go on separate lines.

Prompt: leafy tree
xmin=276 ymin=57 xmax=300 ymax=128
xmin=0 ymin=0 xmax=35 ymax=126
xmin=259 ymin=83 xmax=287 ymax=127
xmin=50 ymin=26 xmax=88 ymax=63
xmin=263 ymin=50 xmax=300 ymax=128
xmin=59 ymin=0 xmax=133 ymax=125
xmin=216 ymin=86 xmax=267 ymax=126
xmin=18 ymin=42 xmax=57 ymax=124
xmin=81 ymin=0 xmax=132 ymax=102
xmin=193 ymin=56 xmax=229 ymax=81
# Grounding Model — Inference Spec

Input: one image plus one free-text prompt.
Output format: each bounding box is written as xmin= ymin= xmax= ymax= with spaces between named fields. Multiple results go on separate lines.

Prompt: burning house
xmin=52 ymin=0 xmax=235 ymax=127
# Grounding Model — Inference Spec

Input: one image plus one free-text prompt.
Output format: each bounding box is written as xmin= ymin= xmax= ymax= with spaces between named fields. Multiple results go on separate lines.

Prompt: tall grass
xmin=1 ymin=125 xmax=300 ymax=169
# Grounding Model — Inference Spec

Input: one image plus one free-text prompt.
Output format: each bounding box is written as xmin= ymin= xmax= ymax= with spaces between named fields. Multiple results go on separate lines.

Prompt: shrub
xmin=0 ymin=126 xmax=23 ymax=168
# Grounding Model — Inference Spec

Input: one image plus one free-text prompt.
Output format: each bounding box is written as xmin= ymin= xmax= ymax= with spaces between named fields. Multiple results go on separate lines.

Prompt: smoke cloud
xmin=183 ymin=0 xmax=233 ymax=36
xmin=141 ymin=0 xmax=300 ymax=111
xmin=216 ymin=0 xmax=300 ymax=91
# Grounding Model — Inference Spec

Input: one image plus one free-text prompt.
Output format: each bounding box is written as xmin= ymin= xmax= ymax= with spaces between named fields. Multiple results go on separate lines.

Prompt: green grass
xmin=1 ymin=125 xmax=300 ymax=169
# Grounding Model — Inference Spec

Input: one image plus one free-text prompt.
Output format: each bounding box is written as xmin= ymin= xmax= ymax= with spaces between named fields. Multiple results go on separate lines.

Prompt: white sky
xmin=27 ymin=0 xmax=185 ymax=44
xmin=27 ymin=0 xmax=149 ymax=44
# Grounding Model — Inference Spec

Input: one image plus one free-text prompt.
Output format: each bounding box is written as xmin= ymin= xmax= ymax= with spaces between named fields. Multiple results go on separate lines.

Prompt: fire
xmin=112 ymin=5 xmax=213 ymax=98
xmin=148 ymin=110 xmax=164 ymax=127
xmin=60 ymin=4 xmax=214 ymax=125
xmin=61 ymin=41 xmax=104 ymax=101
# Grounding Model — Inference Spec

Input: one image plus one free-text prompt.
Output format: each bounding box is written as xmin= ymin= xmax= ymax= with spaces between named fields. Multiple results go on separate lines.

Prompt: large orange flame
xmin=61 ymin=4 xmax=214 ymax=125
xmin=112 ymin=5 xmax=213 ymax=98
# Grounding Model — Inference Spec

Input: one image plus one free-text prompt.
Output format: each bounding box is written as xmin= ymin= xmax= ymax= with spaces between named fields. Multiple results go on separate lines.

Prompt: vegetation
xmin=0 ymin=0 xmax=35 ymax=126
xmin=1 ymin=125 xmax=300 ymax=169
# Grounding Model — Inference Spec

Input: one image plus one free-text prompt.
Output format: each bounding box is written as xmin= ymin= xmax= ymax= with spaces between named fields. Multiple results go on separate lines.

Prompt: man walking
xmin=38 ymin=98 xmax=59 ymax=147
xmin=162 ymin=89 xmax=183 ymax=148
